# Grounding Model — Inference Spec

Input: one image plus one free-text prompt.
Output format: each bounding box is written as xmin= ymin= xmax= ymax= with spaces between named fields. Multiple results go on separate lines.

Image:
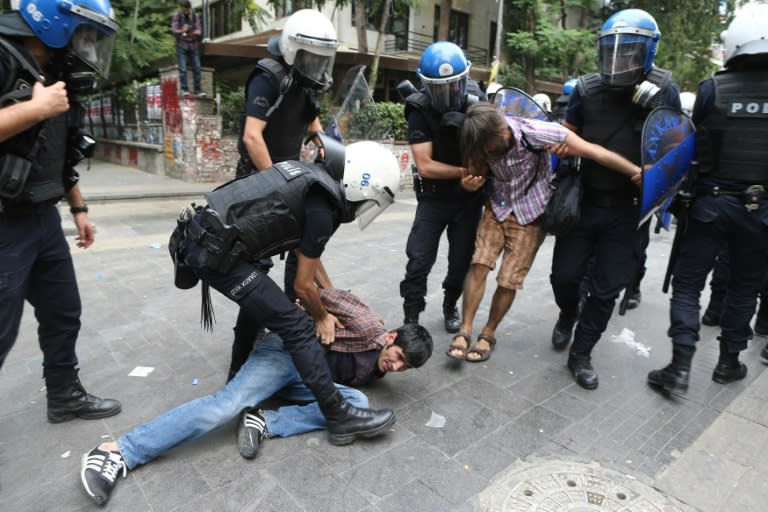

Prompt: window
xmin=273 ymin=0 xmax=314 ymax=18
xmin=210 ymin=0 xmax=240 ymax=39
xmin=433 ymin=6 xmax=469 ymax=49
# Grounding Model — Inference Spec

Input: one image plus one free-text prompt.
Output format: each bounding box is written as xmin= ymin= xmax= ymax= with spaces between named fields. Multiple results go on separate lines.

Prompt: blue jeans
xmin=0 ymin=206 xmax=81 ymax=370
xmin=176 ymin=46 xmax=201 ymax=93
xmin=117 ymin=333 xmax=367 ymax=469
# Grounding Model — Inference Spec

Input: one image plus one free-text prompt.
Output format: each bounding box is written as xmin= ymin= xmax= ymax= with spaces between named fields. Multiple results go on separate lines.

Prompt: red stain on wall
xmin=196 ymin=136 xmax=221 ymax=159
xmin=161 ymin=78 xmax=182 ymax=135
xmin=128 ymin=148 xmax=138 ymax=167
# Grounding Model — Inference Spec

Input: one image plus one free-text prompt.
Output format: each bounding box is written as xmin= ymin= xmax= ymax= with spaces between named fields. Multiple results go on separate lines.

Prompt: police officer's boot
xmin=712 ymin=340 xmax=747 ymax=384
xmin=625 ymin=289 xmax=642 ymax=310
xmin=46 ymin=368 xmax=122 ymax=423
xmin=442 ymin=295 xmax=461 ymax=334
xmin=551 ymin=312 xmax=577 ymax=351
xmin=647 ymin=344 xmax=695 ymax=394
xmin=754 ymin=297 xmax=768 ymax=336
xmin=320 ymin=390 xmax=396 ymax=446
xmin=403 ymin=305 xmax=420 ymax=325
xmin=701 ymin=291 xmax=724 ymax=326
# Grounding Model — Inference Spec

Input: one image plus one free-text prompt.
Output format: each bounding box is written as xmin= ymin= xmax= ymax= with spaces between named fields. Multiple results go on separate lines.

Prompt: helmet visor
xmin=597 ymin=34 xmax=646 ymax=86
xmin=420 ymin=73 xmax=468 ymax=112
xmin=70 ymin=24 xmax=116 ymax=78
xmin=293 ymin=49 xmax=335 ymax=89
xmin=353 ymin=189 xmax=395 ymax=230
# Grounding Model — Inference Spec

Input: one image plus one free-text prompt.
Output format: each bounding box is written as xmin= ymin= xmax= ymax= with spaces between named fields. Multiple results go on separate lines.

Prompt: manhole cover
xmin=477 ymin=460 xmax=683 ymax=511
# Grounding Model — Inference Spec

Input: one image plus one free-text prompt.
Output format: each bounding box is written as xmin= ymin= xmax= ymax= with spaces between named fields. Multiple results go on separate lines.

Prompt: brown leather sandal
xmin=467 ymin=334 xmax=496 ymax=363
xmin=446 ymin=332 xmax=472 ymax=360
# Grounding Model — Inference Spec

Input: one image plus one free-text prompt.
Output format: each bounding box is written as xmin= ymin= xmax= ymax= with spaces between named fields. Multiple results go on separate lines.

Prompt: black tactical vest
xmin=204 ymin=160 xmax=345 ymax=259
xmin=695 ymin=71 xmax=768 ymax=184
xmin=0 ymin=37 xmax=67 ymax=208
xmin=576 ymin=69 xmax=672 ymax=199
xmin=237 ymin=59 xmax=317 ymax=165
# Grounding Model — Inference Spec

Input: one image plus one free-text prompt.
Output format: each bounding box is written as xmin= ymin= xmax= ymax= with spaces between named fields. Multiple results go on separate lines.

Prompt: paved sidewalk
xmin=1 ymin=159 xmax=767 ymax=511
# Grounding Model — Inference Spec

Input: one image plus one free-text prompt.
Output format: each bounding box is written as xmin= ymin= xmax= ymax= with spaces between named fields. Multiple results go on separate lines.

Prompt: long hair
xmin=460 ymin=102 xmax=508 ymax=175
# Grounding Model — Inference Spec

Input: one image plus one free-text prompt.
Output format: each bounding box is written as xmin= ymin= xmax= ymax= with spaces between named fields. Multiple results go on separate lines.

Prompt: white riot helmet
xmin=679 ymin=91 xmax=696 ymax=116
xmin=721 ymin=2 xmax=768 ymax=68
xmin=343 ymin=141 xmax=400 ymax=229
xmin=532 ymin=93 xmax=552 ymax=112
xmin=279 ymin=9 xmax=339 ymax=90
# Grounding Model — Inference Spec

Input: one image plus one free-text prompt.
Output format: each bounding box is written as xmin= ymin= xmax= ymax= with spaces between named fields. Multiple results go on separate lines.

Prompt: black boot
xmin=443 ymin=304 xmax=460 ymax=333
xmin=403 ymin=306 xmax=420 ymax=325
xmin=701 ymin=293 xmax=724 ymax=326
xmin=567 ymin=353 xmax=598 ymax=389
xmin=712 ymin=340 xmax=747 ymax=384
xmin=647 ymin=344 xmax=695 ymax=395
xmin=321 ymin=391 xmax=396 ymax=446
xmin=46 ymin=368 xmax=122 ymax=423
xmin=754 ymin=298 xmax=768 ymax=336
xmin=551 ymin=312 xmax=576 ymax=351
xmin=625 ymin=289 xmax=641 ymax=310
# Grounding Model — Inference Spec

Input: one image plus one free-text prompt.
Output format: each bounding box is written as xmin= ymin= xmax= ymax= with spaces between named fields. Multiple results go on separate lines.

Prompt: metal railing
xmin=384 ymin=30 xmax=488 ymax=65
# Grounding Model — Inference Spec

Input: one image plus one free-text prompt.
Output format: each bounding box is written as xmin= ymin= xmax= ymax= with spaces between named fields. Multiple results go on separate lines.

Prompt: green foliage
xmin=347 ymin=102 xmax=406 ymax=141
xmin=216 ymin=80 xmax=245 ymax=136
xmin=506 ymin=24 xmax=596 ymax=81
xmin=376 ymin=102 xmax=407 ymax=141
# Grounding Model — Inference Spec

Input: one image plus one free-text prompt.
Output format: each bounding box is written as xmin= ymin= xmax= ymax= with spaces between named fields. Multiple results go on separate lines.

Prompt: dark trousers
xmin=669 ymin=195 xmax=768 ymax=351
xmin=550 ymin=206 xmax=642 ymax=357
xmin=0 ymin=207 xmax=81 ymax=370
xmin=182 ymin=240 xmax=336 ymax=405
xmin=708 ymin=245 xmax=768 ymax=302
xmin=400 ymin=192 xmax=482 ymax=312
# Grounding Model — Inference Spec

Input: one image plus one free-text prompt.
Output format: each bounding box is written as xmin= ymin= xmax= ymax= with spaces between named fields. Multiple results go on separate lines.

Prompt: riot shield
xmin=324 ymin=65 xmax=391 ymax=144
xmin=639 ymin=107 xmax=696 ymax=227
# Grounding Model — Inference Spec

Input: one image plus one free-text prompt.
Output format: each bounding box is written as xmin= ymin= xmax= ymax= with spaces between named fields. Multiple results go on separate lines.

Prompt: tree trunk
xmin=369 ymin=0 xmax=393 ymax=94
xmin=354 ymin=1 xmax=368 ymax=54
xmin=438 ymin=0 xmax=452 ymax=41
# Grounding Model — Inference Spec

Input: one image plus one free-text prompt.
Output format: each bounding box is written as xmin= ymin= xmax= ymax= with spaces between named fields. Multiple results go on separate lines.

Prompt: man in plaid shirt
xmin=80 ymin=288 xmax=432 ymax=505
xmin=447 ymin=103 xmax=640 ymax=364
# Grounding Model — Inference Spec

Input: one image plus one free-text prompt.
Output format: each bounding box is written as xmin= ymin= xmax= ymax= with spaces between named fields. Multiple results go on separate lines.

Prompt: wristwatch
xmin=70 ymin=204 xmax=89 ymax=214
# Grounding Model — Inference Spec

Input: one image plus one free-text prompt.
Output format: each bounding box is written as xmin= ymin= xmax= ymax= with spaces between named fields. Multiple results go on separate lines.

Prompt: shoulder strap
xmin=576 ymin=73 xmax=602 ymax=97
xmin=0 ymin=37 xmax=44 ymax=106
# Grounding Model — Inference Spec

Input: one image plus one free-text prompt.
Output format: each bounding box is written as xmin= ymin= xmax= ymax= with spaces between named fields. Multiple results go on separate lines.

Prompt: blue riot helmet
xmin=563 ymin=78 xmax=577 ymax=95
xmin=19 ymin=0 xmax=119 ymax=78
xmin=417 ymin=41 xmax=470 ymax=113
xmin=597 ymin=9 xmax=660 ymax=87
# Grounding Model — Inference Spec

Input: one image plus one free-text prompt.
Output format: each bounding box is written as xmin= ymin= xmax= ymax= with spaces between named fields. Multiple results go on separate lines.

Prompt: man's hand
xmin=461 ymin=174 xmax=486 ymax=192
xmin=631 ymin=170 xmax=642 ymax=188
xmin=315 ymin=312 xmax=344 ymax=345
xmin=546 ymin=142 xmax=571 ymax=158
xmin=33 ymin=81 xmax=69 ymax=120
xmin=73 ymin=213 xmax=95 ymax=249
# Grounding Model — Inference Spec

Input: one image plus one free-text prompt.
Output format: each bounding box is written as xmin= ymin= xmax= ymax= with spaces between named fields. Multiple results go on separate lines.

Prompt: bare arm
xmin=0 ymin=81 xmax=69 ymax=142
xmin=241 ymin=116 xmax=272 ymax=171
xmin=313 ymin=259 xmax=333 ymax=289
xmin=293 ymin=251 xmax=343 ymax=344
xmin=561 ymin=131 xmax=641 ymax=180
xmin=64 ymin=184 xmax=95 ymax=249
xmin=411 ymin=141 xmax=467 ymax=180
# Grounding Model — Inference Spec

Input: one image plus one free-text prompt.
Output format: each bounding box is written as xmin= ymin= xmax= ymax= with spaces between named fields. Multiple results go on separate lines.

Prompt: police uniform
xmin=550 ymin=71 xmax=679 ymax=382
xmin=0 ymin=28 xmax=120 ymax=421
xmin=666 ymin=72 xmax=768 ymax=362
xmin=399 ymin=82 xmax=484 ymax=324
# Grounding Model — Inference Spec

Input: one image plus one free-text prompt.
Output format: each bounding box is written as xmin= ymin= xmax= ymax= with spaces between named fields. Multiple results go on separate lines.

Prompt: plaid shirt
xmin=172 ymin=10 xmax=201 ymax=51
xmin=487 ymin=117 xmax=569 ymax=225
xmin=319 ymin=288 xmax=389 ymax=387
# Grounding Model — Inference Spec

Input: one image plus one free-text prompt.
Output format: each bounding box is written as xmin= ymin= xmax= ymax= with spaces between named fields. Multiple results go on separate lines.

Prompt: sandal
xmin=446 ymin=332 xmax=472 ymax=360
xmin=466 ymin=334 xmax=496 ymax=363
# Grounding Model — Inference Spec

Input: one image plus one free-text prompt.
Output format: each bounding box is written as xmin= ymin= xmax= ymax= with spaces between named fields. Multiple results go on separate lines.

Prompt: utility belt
xmin=413 ymin=175 xmax=463 ymax=197
xmin=0 ymin=197 xmax=58 ymax=218
xmin=235 ymin=154 xmax=256 ymax=179
xmin=582 ymin=186 xmax=639 ymax=208
xmin=700 ymin=184 xmax=767 ymax=212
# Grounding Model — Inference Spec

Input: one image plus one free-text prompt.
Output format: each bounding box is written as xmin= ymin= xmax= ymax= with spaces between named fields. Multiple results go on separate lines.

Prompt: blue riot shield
xmin=492 ymin=86 xmax=559 ymax=169
xmin=639 ymin=107 xmax=696 ymax=226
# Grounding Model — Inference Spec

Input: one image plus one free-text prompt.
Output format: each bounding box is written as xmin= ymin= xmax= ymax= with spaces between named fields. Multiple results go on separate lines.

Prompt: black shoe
xmin=237 ymin=408 xmax=267 ymax=459
xmin=47 ymin=369 xmax=122 ymax=423
xmin=403 ymin=307 xmax=420 ymax=325
xmin=443 ymin=306 xmax=460 ymax=334
xmin=625 ymin=290 xmax=641 ymax=310
xmin=322 ymin=393 xmax=396 ymax=446
xmin=712 ymin=361 xmax=747 ymax=384
xmin=761 ymin=343 xmax=768 ymax=365
xmin=551 ymin=314 xmax=576 ymax=351
xmin=567 ymin=356 xmax=598 ymax=390
xmin=80 ymin=446 xmax=127 ymax=505
xmin=647 ymin=363 xmax=690 ymax=395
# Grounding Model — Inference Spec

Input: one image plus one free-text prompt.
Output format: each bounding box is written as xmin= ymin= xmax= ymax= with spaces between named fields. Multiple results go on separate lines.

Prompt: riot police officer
xmin=229 ymin=9 xmax=339 ymax=380
xmin=399 ymin=41 xmax=485 ymax=334
xmin=0 ymin=0 xmax=121 ymax=422
xmin=550 ymin=9 xmax=680 ymax=389
xmin=171 ymin=137 xmax=402 ymax=445
xmin=648 ymin=3 xmax=768 ymax=394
